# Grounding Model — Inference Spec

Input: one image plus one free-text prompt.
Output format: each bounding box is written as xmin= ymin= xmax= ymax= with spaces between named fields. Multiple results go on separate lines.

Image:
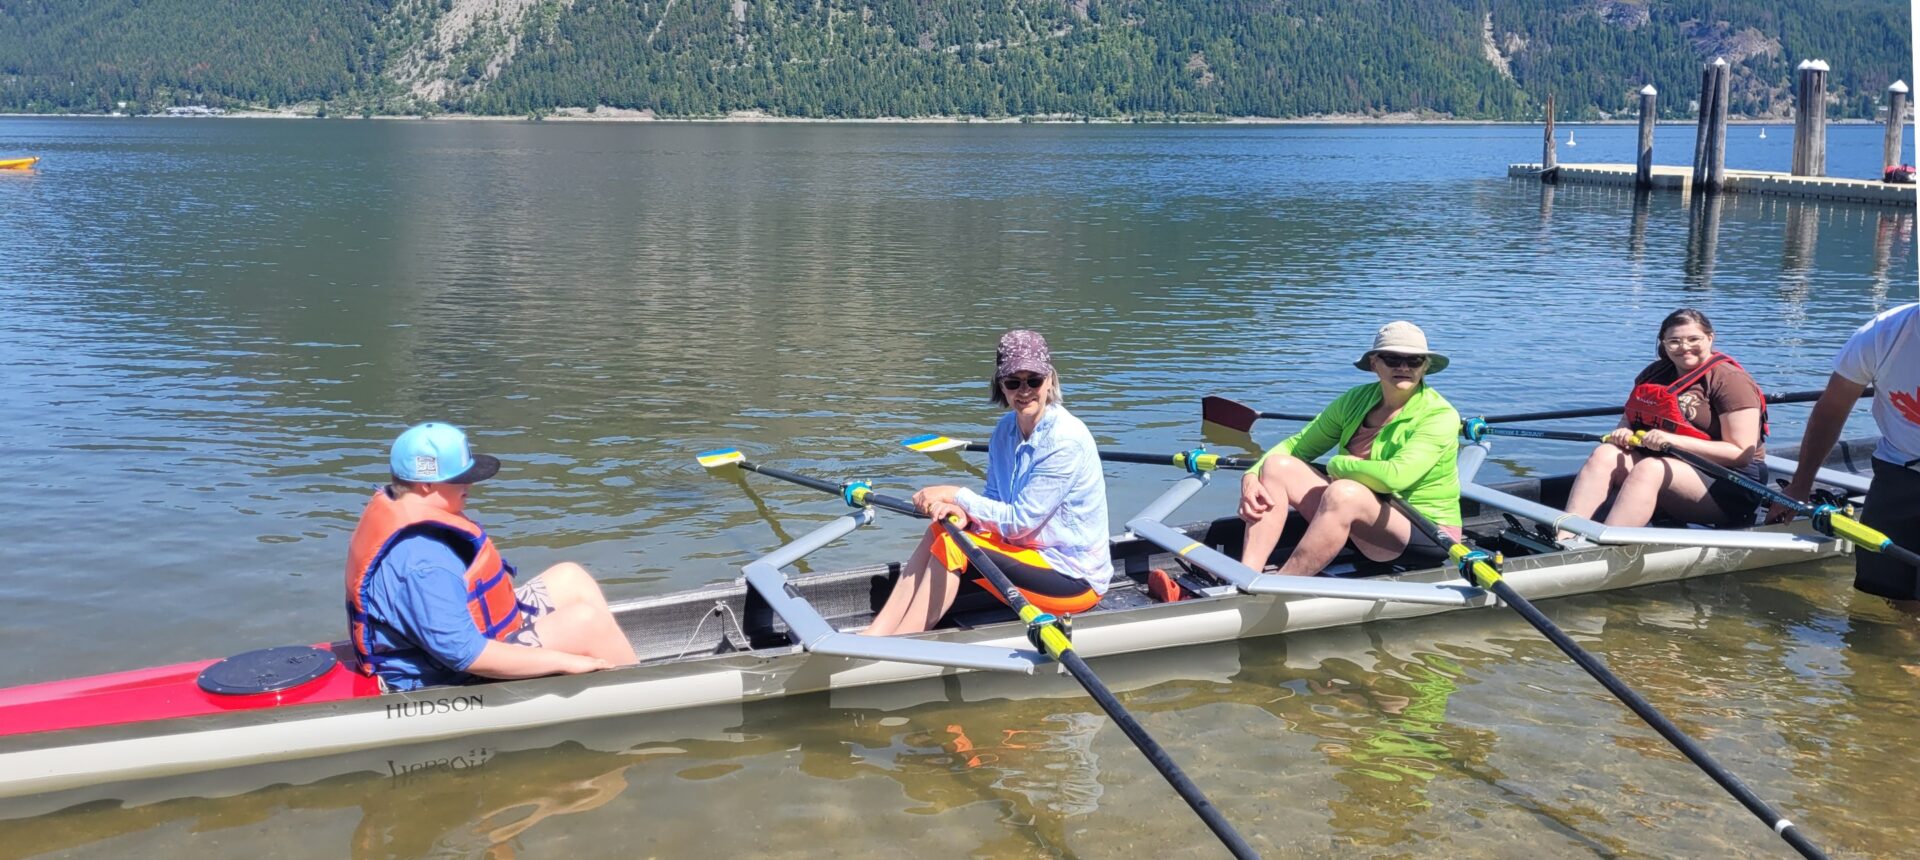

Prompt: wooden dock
xmin=1508 ymin=162 xmax=1917 ymax=207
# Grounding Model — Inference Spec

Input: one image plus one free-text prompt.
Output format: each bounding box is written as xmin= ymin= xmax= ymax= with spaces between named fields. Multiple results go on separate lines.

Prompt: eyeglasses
xmin=1661 ymin=335 xmax=1709 ymax=349
xmin=1374 ymin=354 xmax=1427 ymax=369
xmin=1000 ymin=375 xmax=1048 ymax=391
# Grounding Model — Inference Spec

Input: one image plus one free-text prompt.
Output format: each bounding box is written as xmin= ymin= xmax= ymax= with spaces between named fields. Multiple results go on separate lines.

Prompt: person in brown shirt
xmin=1562 ymin=308 xmax=1769 ymax=534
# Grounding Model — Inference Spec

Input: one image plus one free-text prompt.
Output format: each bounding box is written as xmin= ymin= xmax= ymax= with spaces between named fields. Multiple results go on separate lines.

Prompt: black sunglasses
xmin=1000 ymin=374 xmax=1048 ymax=391
xmin=1374 ymin=353 xmax=1427 ymax=369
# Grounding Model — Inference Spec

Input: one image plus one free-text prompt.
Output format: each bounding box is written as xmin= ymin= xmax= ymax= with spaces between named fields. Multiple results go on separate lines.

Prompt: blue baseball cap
xmin=389 ymin=422 xmax=500 ymax=484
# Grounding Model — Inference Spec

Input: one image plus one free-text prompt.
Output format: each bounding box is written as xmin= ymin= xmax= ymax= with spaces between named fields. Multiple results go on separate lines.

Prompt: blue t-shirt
xmin=362 ymin=533 xmax=499 ymax=691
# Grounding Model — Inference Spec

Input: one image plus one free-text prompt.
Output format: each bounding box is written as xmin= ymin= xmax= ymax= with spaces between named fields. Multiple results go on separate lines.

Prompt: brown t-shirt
xmin=1633 ymin=356 xmax=1766 ymax=457
xmin=1346 ymin=421 xmax=1384 ymax=459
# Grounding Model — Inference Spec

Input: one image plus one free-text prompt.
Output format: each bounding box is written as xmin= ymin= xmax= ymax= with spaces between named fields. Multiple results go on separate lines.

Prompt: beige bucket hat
xmin=1354 ymin=321 xmax=1449 ymax=374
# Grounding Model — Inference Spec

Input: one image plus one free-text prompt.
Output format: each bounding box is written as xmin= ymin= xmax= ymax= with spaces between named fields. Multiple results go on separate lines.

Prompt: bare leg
xmin=892 ymin=557 xmax=965 ymax=635
xmin=1604 ymin=457 xmax=1728 ymax=527
xmin=1238 ymin=455 xmax=1330 ymax=571
xmin=1564 ymin=446 xmax=1636 ymax=521
xmin=866 ymin=550 xmax=964 ymax=636
xmin=1274 ymin=479 xmax=1413 ymax=575
xmin=526 ymin=563 xmax=638 ymax=665
xmin=864 ymin=532 xmax=936 ymax=636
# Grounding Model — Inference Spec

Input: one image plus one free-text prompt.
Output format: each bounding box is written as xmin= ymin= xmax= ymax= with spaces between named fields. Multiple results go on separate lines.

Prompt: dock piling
xmin=1706 ymin=59 xmax=1731 ymax=191
xmin=1636 ymin=85 xmax=1657 ymax=188
xmin=1792 ymin=60 xmax=1830 ymax=177
xmin=1885 ymin=80 xmax=1909 ymax=178
xmin=1541 ymin=92 xmax=1557 ymax=176
xmin=1692 ymin=67 xmax=1715 ymax=184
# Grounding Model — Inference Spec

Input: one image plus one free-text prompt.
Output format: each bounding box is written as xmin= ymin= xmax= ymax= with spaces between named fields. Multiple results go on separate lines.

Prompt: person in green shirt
xmin=1238 ymin=321 xmax=1463 ymax=576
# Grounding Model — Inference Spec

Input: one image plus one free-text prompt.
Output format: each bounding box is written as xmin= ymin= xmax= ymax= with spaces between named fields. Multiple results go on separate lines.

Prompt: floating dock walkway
xmin=1508 ymin=163 xmax=1916 ymax=207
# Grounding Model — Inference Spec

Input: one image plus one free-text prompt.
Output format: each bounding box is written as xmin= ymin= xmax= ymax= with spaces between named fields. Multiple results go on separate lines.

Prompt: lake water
xmin=0 ymin=118 xmax=1914 ymax=858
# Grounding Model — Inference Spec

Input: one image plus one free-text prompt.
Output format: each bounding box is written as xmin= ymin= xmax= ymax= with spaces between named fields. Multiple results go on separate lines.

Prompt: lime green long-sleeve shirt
xmin=1249 ymin=382 xmax=1462 ymax=528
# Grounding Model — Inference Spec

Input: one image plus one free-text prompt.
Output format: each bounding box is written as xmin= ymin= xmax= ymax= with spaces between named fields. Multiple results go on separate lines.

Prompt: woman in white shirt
xmin=866 ymin=330 xmax=1111 ymax=636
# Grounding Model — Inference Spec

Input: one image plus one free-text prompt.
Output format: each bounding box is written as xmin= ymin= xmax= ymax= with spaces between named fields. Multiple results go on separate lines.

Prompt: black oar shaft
xmin=1476 ymin=426 xmax=1606 ymax=443
xmin=1481 ymin=387 xmax=1866 ymax=424
xmin=1392 ymin=501 xmax=1826 ymax=859
xmin=1488 ymin=576 xmax=1827 ymax=859
xmin=736 ymin=461 xmax=855 ymax=499
xmin=951 ymin=444 xmax=1260 ymax=472
xmin=1061 ymin=647 xmax=1258 ymax=857
xmin=731 ymin=458 xmax=1261 ymax=859
xmin=1650 ymin=445 xmax=1920 ymax=569
xmin=933 ymin=517 xmax=1260 ymax=859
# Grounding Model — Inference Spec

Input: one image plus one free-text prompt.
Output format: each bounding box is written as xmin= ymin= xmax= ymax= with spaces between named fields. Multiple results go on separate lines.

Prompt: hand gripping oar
xmin=1634 ymin=435 xmax=1920 ymax=570
xmin=1200 ymin=396 xmax=1318 ymax=434
xmin=1389 ymin=495 xmax=1830 ymax=859
xmin=698 ymin=448 xmax=1262 ymax=860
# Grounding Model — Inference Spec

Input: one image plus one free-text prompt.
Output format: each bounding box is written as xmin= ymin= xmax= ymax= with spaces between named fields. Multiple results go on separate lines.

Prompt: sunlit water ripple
xmin=0 ymin=118 xmax=1913 ymax=857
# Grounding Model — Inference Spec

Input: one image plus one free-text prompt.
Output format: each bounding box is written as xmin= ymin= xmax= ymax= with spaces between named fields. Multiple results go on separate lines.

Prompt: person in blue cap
xmin=344 ymin=422 xmax=637 ymax=691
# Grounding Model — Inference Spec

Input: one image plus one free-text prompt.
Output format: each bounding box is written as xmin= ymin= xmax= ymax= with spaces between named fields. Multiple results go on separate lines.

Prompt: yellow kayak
xmin=0 ymin=157 xmax=40 ymax=170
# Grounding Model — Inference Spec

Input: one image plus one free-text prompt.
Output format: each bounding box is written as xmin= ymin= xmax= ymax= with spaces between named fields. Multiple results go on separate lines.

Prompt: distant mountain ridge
xmin=1 ymin=0 xmax=1909 ymax=119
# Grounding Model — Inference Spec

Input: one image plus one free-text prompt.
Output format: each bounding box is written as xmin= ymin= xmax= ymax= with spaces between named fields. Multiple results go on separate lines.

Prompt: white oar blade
xmin=696 ymin=447 xmax=745 ymax=469
xmin=901 ymin=434 xmax=969 ymax=453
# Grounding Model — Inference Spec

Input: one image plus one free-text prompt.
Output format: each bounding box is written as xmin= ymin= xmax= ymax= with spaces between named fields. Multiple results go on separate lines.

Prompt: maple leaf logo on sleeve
xmin=1890 ymin=386 xmax=1920 ymax=427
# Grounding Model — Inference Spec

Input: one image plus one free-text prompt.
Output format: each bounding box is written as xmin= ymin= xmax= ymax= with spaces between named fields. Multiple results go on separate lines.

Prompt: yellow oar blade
xmin=901 ymin=433 xmax=968 ymax=453
xmin=696 ymin=448 xmax=745 ymax=469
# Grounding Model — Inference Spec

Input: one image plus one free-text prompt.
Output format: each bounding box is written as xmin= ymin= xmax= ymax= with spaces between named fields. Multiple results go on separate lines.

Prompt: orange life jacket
xmin=1624 ymin=353 xmax=1768 ymax=442
xmin=344 ymin=489 xmax=522 ymax=675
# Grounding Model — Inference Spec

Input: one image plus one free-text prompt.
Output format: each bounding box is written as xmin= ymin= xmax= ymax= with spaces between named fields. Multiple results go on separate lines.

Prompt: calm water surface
xmin=0 ymin=119 xmax=1914 ymax=858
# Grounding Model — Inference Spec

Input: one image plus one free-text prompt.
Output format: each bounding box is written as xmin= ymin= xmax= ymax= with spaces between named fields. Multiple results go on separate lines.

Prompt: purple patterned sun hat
xmin=994 ymin=330 xmax=1054 ymax=380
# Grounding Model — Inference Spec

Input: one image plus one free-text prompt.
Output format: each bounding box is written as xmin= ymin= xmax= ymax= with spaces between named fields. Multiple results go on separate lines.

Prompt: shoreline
xmin=1 ymin=109 xmax=1901 ymax=126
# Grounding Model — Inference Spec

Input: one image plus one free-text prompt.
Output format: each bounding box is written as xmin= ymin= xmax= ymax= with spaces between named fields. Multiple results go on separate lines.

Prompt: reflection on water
xmin=12 ymin=566 xmax=1919 ymax=858
xmin=0 ymin=120 xmax=1915 ymax=857
xmin=1684 ymin=190 xmax=1725 ymax=289
xmin=18 ymin=564 xmax=1920 ymax=860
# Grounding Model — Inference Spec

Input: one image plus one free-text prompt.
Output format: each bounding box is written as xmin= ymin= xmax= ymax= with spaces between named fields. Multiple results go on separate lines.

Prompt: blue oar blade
xmin=696 ymin=447 xmax=745 ymax=469
xmin=901 ymin=433 xmax=970 ymax=453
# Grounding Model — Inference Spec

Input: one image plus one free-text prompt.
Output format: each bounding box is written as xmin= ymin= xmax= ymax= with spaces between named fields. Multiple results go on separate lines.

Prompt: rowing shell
xmin=0 ymin=441 xmax=1872 ymax=814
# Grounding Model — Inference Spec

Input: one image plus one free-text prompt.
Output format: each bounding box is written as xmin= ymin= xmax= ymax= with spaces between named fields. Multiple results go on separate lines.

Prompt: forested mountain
xmin=0 ymin=0 xmax=1909 ymax=120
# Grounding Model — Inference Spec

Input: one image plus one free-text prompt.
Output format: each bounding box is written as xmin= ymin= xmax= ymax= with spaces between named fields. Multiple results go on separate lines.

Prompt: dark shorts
xmin=1391 ymin=524 xmax=1456 ymax=569
xmin=1346 ymin=518 xmax=1459 ymax=575
xmin=1855 ymin=458 xmax=1920 ymax=601
xmin=1706 ymin=459 xmax=1770 ymax=525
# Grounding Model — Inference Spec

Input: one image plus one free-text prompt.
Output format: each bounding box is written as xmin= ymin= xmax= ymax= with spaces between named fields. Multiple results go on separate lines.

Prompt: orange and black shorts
xmin=929 ymin=525 xmax=1101 ymax=615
